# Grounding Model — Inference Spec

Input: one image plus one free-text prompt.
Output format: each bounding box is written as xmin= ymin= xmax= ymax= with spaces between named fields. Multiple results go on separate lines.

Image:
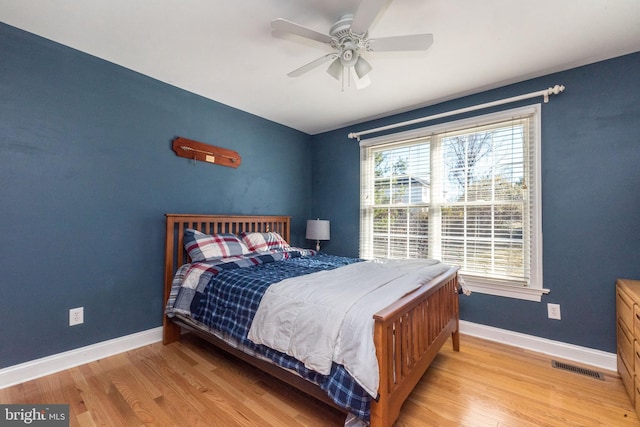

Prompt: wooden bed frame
xmin=163 ymin=214 xmax=460 ymax=427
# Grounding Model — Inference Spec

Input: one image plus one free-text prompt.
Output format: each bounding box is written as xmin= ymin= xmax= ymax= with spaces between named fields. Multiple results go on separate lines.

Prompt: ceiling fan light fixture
xmin=340 ymin=42 xmax=359 ymax=67
xmin=354 ymin=56 xmax=372 ymax=78
xmin=326 ymin=57 xmax=343 ymax=80
xmin=354 ymin=72 xmax=372 ymax=90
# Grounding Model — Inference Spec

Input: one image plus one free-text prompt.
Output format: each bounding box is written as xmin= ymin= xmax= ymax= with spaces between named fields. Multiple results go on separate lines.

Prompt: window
xmin=360 ymin=105 xmax=547 ymax=301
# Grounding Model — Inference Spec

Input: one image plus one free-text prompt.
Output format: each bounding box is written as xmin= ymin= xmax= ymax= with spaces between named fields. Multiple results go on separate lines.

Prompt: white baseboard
xmin=0 ymin=327 xmax=163 ymax=389
xmin=460 ymin=320 xmax=617 ymax=372
xmin=0 ymin=322 xmax=618 ymax=390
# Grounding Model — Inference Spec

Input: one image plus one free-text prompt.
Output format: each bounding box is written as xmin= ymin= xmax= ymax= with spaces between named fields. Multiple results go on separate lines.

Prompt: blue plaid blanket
xmin=165 ymin=250 xmax=373 ymax=422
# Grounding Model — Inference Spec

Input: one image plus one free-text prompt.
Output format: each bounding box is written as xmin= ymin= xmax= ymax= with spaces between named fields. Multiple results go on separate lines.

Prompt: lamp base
xmin=316 ymin=240 xmax=321 ymax=252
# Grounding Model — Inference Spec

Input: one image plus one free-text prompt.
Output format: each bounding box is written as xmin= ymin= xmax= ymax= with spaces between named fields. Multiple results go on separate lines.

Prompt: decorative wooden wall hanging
xmin=172 ymin=137 xmax=241 ymax=168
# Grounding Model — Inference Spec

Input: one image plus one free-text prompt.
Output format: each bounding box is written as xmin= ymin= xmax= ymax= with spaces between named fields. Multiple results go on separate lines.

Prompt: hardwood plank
xmin=1 ymin=334 xmax=637 ymax=426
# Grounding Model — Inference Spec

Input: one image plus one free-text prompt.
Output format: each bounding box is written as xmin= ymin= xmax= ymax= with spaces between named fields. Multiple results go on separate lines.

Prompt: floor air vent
xmin=551 ymin=360 xmax=605 ymax=380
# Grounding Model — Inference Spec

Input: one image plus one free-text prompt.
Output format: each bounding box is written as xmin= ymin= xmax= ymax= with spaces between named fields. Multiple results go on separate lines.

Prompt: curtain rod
xmin=348 ymin=84 xmax=565 ymax=141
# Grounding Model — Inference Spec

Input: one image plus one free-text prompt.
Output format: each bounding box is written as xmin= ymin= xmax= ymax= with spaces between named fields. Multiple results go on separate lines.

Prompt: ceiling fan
xmin=271 ymin=0 xmax=434 ymax=90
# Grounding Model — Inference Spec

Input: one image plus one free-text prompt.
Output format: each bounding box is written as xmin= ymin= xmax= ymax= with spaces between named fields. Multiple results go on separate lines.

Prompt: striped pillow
xmin=184 ymin=229 xmax=250 ymax=261
xmin=240 ymin=232 xmax=290 ymax=252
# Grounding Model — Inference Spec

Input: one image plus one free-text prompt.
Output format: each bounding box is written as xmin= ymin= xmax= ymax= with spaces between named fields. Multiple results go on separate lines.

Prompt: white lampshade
xmin=354 ymin=56 xmax=372 ymax=79
xmin=306 ymin=219 xmax=330 ymax=240
xmin=326 ymin=58 xmax=343 ymax=80
xmin=306 ymin=219 xmax=330 ymax=251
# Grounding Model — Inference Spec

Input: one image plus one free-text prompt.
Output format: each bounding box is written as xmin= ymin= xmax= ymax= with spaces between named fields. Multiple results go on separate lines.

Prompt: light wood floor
xmin=1 ymin=334 xmax=638 ymax=426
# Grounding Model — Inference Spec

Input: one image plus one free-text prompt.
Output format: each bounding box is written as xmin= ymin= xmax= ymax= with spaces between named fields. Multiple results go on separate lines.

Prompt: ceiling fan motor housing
xmin=329 ymin=15 xmax=366 ymax=67
xmin=330 ymin=14 xmax=356 ymax=39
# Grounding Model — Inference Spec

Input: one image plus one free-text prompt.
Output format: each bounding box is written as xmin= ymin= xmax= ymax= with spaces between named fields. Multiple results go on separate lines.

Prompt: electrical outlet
xmin=69 ymin=307 xmax=84 ymax=326
xmin=547 ymin=303 xmax=561 ymax=320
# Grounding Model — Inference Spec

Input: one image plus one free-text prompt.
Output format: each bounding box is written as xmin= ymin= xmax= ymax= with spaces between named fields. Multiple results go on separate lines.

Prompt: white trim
xmin=530 ymin=105 xmax=544 ymax=291
xmin=460 ymin=320 xmax=617 ymax=372
xmin=464 ymin=280 xmax=549 ymax=302
xmin=0 ymin=327 xmax=163 ymax=389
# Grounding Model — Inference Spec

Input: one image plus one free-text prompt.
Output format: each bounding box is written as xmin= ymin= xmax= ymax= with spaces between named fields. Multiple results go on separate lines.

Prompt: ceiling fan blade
xmin=350 ymin=0 xmax=388 ymax=35
xmin=368 ymin=33 xmax=434 ymax=51
xmin=287 ymin=54 xmax=336 ymax=77
xmin=271 ymin=18 xmax=333 ymax=44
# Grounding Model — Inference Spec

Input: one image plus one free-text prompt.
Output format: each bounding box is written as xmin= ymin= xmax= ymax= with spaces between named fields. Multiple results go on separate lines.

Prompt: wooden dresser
xmin=616 ymin=278 xmax=640 ymax=413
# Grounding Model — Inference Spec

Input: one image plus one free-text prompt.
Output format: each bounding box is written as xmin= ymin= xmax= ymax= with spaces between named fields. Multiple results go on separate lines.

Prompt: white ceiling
xmin=1 ymin=0 xmax=639 ymax=135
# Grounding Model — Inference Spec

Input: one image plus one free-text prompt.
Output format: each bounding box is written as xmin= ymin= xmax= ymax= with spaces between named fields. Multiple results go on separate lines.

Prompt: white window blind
xmin=360 ymin=105 xmax=546 ymax=300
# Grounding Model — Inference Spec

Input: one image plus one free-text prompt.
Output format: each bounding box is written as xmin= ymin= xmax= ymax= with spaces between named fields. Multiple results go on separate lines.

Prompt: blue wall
xmin=311 ymin=52 xmax=640 ymax=353
xmin=2 ymin=20 xmax=638 ymax=370
xmin=0 ymin=23 xmax=312 ymax=368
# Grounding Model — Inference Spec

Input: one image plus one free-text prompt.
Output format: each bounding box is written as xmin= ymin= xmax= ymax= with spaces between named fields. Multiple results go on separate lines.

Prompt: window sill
xmin=461 ymin=276 xmax=549 ymax=302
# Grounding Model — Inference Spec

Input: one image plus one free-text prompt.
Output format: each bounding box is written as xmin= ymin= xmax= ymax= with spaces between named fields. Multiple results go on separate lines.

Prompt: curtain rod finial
xmin=544 ymin=84 xmax=565 ymax=103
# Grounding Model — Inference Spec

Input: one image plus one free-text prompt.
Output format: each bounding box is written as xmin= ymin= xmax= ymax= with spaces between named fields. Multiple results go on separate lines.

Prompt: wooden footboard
xmin=163 ymin=214 xmax=459 ymax=426
xmin=371 ymin=268 xmax=459 ymax=427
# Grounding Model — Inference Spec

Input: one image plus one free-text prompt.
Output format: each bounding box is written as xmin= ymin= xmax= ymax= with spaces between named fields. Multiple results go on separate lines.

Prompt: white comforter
xmin=247 ymin=258 xmax=450 ymax=397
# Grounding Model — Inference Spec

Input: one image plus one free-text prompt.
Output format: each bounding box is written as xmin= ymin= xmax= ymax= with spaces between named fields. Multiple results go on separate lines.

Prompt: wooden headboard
xmin=163 ymin=214 xmax=291 ymax=343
